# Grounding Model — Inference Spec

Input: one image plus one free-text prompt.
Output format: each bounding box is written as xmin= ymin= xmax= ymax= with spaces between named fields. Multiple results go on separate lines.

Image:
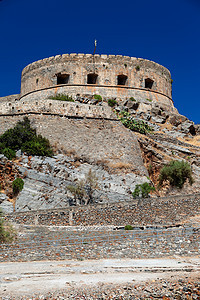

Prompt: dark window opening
xmin=87 ymin=73 xmax=98 ymax=84
xmin=145 ymin=78 xmax=154 ymax=89
xmin=36 ymin=78 xmax=39 ymax=85
xmin=57 ymin=74 xmax=70 ymax=85
xmin=117 ymin=75 xmax=128 ymax=85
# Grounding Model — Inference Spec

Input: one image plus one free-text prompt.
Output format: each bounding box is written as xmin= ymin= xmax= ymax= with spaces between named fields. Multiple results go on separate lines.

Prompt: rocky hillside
xmin=0 ymin=95 xmax=199 ymax=214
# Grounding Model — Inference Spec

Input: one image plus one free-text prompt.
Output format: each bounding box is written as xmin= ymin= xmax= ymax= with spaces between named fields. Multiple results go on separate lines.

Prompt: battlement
xmin=21 ymin=53 xmax=171 ymax=77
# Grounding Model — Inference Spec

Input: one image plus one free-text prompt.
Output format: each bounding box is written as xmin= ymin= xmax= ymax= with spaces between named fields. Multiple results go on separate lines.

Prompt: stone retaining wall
xmin=0 ymin=98 xmax=116 ymax=119
xmin=5 ymin=193 xmax=200 ymax=226
xmin=0 ymin=226 xmax=199 ymax=262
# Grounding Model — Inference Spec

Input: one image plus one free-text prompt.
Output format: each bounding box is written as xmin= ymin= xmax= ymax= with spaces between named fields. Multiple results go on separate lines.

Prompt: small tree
xmin=67 ymin=169 xmax=98 ymax=205
xmin=12 ymin=178 xmax=24 ymax=196
xmin=159 ymin=160 xmax=194 ymax=189
xmin=132 ymin=182 xmax=155 ymax=198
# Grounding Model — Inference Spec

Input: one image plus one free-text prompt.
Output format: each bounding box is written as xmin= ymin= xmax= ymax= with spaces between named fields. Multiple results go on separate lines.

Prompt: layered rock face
xmin=0 ymin=112 xmax=149 ymax=213
xmin=0 ymin=80 xmax=199 ymax=213
xmin=19 ymin=53 xmax=174 ymax=112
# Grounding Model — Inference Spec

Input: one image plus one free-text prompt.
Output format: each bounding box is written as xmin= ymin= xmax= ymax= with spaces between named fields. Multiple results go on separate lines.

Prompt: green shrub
xmin=12 ymin=178 xmax=24 ymax=195
xmin=124 ymin=225 xmax=133 ymax=230
xmin=146 ymin=98 xmax=152 ymax=102
xmin=129 ymin=97 xmax=136 ymax=102
xmin=132 ymin=182 xmax=155 ymax=198
xmin=135 ymin=65 xmax=140 ymax=71
xmin=49 ymin=93 xmax=74 ymax=101
xmin=159 ymin=160 xmax=194 ymax=189
xmin=118 ymin=111 xmax=153 ymax=134
xmin=108 ymin=99 xmax=117 ymax=107
xmin=0 ymin=209 xmax=16 ymax=243
xmin=21 ymin=135 xmax=53 ymax=157
xmin=0 ymin=117 xmax=53 ymax=157
xmin=2 ymin=148 xmax=16 ymax=160
xmin=0 ymin=117 xmax=35 ymax=151
xmin=93 ymin=94 xmax=102 ymax=101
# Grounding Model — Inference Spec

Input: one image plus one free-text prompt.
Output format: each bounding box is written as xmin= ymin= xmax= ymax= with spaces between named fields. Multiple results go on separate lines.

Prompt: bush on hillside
xmin=132 ymin=182 xmax=155 ymax=198
xmin=159 ymin=160 xmax=194 ymax=189
xmin=67 ymin=169 xmax=98 ymax=205
xmin=108 ymin=99 xmax=117 ymax=107
xmin=0 ymin=117 xmax=53 ymax=158
xmin=12 ymin=178 xmax=24 ymax=196
xmin=21 ymin=135 xmax=53 ymax=157
xmin=2 ymin=148 xmax=16 ymax=160
xmin=118 ymin=111 xmax=153 ymax=135
xmin=93 ymin=94 xmax=102 ymax=101
xmin=0 ymin=209 xmax=16 ymax=243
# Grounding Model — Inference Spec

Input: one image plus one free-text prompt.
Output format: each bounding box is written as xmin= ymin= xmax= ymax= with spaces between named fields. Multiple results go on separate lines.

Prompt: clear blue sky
xmin=0 ymin=0 xmax=199 ymax=123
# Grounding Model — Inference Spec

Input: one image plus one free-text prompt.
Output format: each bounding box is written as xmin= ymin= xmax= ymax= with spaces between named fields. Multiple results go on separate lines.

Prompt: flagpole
xmin=93 ymin=40 xmax=97 ymax=55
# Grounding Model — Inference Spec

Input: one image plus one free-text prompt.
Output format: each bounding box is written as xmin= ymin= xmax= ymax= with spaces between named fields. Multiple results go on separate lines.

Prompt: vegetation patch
xmin=124 ymin=225 xmax=133 ymax=230
xmin=118 ymin=111 xmax=153 ymax=134
xmin=0 ymin=209 xmax=16 ymax=243
xmin=129 ymin=97 xmax=136 ymax=102
xmin=49 ymin=93 xmax=74 ymax=101
xmin=159 ymin=160 xmax=194 ymax=189
xmin=67 ymin=169 xmax=98 ymax=205
xmin=108 ymin=99 xmax=117 ymax=107
xmin=93 ymin=94 xmax=102 ymax=102
xmin=12 ymin=178 xmax=24 ymax=196
xmin=0 ymin=117 xmax=53 ymax=158
xmin=132 ymin=182 xmax=155 ymax=198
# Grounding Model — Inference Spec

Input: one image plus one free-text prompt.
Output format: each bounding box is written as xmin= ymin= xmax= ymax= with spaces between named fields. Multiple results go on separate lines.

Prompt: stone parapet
xmin=0 ymin=99 xmax=117 ymax=120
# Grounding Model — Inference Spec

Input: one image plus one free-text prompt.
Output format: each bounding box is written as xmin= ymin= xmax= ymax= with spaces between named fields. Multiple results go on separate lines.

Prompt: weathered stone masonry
xmin=5 ymin=193 xmax=200 ymax=226
xmin=19 ymin=53 xmax=174 ymax=112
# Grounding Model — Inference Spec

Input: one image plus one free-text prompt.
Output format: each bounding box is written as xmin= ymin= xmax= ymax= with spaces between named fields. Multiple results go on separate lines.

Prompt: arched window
xmin=57 ymin=73 xmax=70 ymax=85
xmin=117 ymin=75 xmax=128 ymax=85
xmin=145 ymin=78 xmax=154 ymax=89
xmin=87 ymin=73 xmax=98 ymax=84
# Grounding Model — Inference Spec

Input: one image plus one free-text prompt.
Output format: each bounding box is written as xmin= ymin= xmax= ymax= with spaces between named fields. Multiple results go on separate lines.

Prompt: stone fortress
xmin=0 ymin=53 xmax=200 ymax=292
xmin=0 ymin=52 xmax=199 ymax=210
xmin=20 ymin=53 xmax=174 ymax=111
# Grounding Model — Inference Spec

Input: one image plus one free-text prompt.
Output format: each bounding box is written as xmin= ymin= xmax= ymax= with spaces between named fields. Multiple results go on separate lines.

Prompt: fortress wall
xmin=0 ymin=114 xmax=147 ymax=175
xmin=5 ymin=194 xmax=200 ymax=226
xmin=20 ymin=54 xmax=172 ymax=99
xmin=0 ymin=98 xmax=116 ymax=119
xmin=0 ymin=94 xmax=20 ymax=103
xmin=19 ymin=84 xmax=174 ymax=112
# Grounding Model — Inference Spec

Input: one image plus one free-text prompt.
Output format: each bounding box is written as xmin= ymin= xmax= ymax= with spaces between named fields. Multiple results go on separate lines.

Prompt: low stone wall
xmin=0 ymin=98 xmax=116 ymax=120
xmin=0 ymin=225 xmax=199 ymax=262
xmin=5 ymin=193 xmax=200 ymax=226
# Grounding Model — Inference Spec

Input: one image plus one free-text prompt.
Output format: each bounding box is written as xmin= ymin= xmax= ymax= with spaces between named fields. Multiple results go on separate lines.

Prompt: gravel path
xmin=0 ymin=257 xmax=199 ymax=299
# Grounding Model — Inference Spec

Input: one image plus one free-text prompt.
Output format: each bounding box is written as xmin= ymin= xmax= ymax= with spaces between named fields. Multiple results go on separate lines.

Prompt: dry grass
xmin=178 ymin=135 xmax=200 ymax=147
xmin=108 ymin=162 xmax=132 ymax=170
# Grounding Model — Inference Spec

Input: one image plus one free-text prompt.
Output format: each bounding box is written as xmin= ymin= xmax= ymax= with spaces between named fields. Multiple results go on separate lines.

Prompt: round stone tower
xmin=20 ymin=53 xmax=174 ymax=111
